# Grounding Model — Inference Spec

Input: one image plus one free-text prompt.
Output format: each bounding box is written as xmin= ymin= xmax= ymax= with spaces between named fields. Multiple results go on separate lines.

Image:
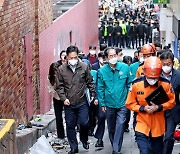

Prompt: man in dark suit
xmin=160 ymin=51 xmax=180 ymax=154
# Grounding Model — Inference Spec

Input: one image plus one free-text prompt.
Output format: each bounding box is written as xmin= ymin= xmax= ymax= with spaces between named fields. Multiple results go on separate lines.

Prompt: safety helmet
xmin=144 ymin=56 xmax=162 ymax=78
xmin=149 ymin=43 xmax=156 ymax=51
xmin=141 ymin=44 xmax=156 ymax=55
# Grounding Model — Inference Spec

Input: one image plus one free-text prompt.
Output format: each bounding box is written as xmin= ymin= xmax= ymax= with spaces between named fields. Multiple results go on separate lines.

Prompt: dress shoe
xmin=68 ymin=148 xmax=78 ymax=154
xmin=95 ymin=139 xmax=104 ymax=147
xmin=88 ymin=130 xmax=94 ymax=136
xmin=82 ymin=141 xmax=89 ymax=150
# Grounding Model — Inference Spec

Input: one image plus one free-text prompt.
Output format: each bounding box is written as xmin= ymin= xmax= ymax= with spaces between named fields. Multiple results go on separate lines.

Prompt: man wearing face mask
xmin=160 ymin=51 xmax=180 ymax=154
xmin=56 ymin=46 xmax=96 ymax=154
xmin=114 ymin=47 xmax=123 ymax=62
xmin=136 ymin=44 xmax=156 ymax=78
xmin=86 ymin=45 xmax=98 ymax=65
xmin=92 ymin=53 xmax=106 ymax=70
xmin=126 ymin=56 xmax=175 ymax=154
xmin=98 ymin=48 xmax=132 ymax=154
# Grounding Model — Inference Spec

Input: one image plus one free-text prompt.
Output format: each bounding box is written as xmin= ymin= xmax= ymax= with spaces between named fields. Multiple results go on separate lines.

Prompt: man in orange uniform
xmin=136 ymin=44 xmax=156 ymax=78
xmin=126 ymin=56 xmax=175 ymax=154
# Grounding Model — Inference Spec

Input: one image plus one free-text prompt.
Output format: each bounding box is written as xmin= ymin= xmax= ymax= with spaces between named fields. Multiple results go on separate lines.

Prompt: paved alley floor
xmin=55 ymin=116 xmax=180 ymax=154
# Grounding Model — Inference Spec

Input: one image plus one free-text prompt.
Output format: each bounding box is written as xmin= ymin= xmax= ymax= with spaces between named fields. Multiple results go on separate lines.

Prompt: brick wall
xmin=0 ymin=0 xmax=53 ymax=123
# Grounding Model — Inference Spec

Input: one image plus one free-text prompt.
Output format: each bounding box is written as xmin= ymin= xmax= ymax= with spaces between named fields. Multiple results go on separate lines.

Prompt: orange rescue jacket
xmin=136 ymin=63 xmax=144 ymax=78
xmin=126 ymin=76 xmax=175 ymax=137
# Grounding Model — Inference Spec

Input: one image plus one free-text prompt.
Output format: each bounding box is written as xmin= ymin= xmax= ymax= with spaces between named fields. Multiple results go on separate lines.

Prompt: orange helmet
xmin=141 ymin=44 xmax=156 ymax=55
xmin=144 ymin=56 xmax=162 ymax=78
xmin=149 ymin=43 xmax=156 ymax=51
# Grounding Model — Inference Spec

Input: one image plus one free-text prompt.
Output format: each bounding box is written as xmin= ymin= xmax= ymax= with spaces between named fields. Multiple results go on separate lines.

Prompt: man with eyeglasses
xmin=160 ymin=51 xmax=180 ymax=154
xmin=98 ymin=47 xmax=132 ymax=154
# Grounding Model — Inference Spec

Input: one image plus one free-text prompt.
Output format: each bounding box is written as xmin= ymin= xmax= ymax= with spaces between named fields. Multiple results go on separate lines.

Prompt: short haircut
xmin=123 ymin=56 xmax=132 ymax=64
xmin=160 ymin=51 xmax=174 ymax=62
xmin=114 ymin=47 xmax=122 ymax=55
xmin=98 ymin=52 xmax=105 ymax=58
xmin=104 ymin=47 xmax=116 ymax=57
xmin=134 ymin=50 xmax=138 ymax=55
xmin=66 ymin=46 xmax=79 ymax=55
xmin=60 ymin=50 xmax=66 ymax=58
xmin=157 ymin=50 xmax=165 ymax=57
xmin=89 ymin=45 xmax=96 ymax=50
xmin=154 ymin=43 xmax=162 ymax=49
xmin=100 ymin=43 xmax=107 ymax=51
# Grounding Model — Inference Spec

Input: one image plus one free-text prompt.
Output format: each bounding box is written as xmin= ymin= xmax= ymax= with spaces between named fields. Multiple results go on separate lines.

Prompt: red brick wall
xmin=39 ymin=0 xmax=99 ymax=113
xmin=0 ymin=0 xmax=53 ymax=123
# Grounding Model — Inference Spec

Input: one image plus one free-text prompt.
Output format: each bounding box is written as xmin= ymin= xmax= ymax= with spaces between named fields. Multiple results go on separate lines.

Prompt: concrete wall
xmin=39 ymin=0 xmax=99 ymax=113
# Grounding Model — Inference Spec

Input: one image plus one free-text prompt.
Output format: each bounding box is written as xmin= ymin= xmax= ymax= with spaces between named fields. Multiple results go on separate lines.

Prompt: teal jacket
xmin=129 ymin=62 xmax=140 ymax=81
xmin=98 ymin=62 xmax=132 ymax=108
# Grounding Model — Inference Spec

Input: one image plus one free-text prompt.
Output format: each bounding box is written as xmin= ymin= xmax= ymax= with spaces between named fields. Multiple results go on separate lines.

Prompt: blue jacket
xmin=98 ymin=62 xmax=132 ymax=108
xmin=92 ymin=62 xmax=100 ymax=71
xmin=170 ymin=69 xmax=180 ymax=124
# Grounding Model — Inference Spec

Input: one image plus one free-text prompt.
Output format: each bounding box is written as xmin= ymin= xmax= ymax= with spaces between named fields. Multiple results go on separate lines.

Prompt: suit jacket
xmin=92 ymin=62 xmax=100 ymax=71
xmin=171 ymin=69 xmax=180 ymax=124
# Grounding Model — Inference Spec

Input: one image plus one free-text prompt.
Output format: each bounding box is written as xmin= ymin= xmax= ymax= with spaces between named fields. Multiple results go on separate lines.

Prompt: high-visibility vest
xmin=120 ymin=24 xmax=127 ymax=35
xmin=104 ymin=26 xmax=108 ymax=37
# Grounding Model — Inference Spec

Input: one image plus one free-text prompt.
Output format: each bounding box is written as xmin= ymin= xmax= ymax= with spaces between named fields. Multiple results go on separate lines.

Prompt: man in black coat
xmin=113 ymin=22 xmax=122 ymax=48
xmin=107 ymin=22 xmax=114 ymax=47
xmin=137 ymin=21 xmax=146 ymax=47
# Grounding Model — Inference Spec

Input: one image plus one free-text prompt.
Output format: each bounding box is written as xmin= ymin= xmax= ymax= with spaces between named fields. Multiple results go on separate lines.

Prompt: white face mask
xmin=68 ymin=59 xmax=78 ymax=66
xmin=90 ymin=50 xmax=96 ymax=55
xmin=109 ymin=57 xmax=118 ymax=65
xmin=61 ymin=56 xmax=65 ymax=60
xmin=139 ymin=57 xmax=144 ymax=63
xmin=117 ymin=56 xmax=123 ymax=62
xmin=162 ymin=66 xmax=172 ymax=74
xmin=99 ymin=59 xmax=104 ymax=65
xmin=146 ymin=78 xmax=158 ymax=86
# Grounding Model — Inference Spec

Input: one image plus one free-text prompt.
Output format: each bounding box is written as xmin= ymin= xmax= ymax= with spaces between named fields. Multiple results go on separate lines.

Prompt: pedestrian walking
xmin=160 ymin=51 xmax=180 ymax=154
xmin=98 ymin=47 xmax=132 ymax=154
xmin=47 ymin=50 xmax=67 ymax=144
xmin=56 ymin=46 xmax=96 ymax=154
xmin=126 ymin=56 xmax=175 ymax=154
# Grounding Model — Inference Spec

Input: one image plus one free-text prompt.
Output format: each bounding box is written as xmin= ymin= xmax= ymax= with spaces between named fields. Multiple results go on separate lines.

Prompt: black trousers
xmin=53 ymin=98 xmax=65 ymax=139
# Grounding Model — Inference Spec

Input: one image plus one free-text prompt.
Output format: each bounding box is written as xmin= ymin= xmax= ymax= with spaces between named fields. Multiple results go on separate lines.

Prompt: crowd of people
xmin=47 ymin=0 xmax=180 ymax=154
xmin=98 ymin=0 xmax=159 ymax=49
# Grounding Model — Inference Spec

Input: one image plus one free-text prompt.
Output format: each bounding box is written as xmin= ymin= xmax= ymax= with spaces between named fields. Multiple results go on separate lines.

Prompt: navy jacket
xmin=171 ymin=69 xmax=180 ymax=124
xmin=92 ymin=62 xmax=100 ymax=71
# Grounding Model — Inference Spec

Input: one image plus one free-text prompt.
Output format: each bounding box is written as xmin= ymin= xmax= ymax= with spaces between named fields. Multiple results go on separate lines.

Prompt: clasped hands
xmin=144 ymin=102 xmax=158 ymax=114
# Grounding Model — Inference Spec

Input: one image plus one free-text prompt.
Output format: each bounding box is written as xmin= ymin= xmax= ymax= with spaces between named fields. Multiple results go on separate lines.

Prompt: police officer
xmin=126 ymin=56 xmax=175 ymax=154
